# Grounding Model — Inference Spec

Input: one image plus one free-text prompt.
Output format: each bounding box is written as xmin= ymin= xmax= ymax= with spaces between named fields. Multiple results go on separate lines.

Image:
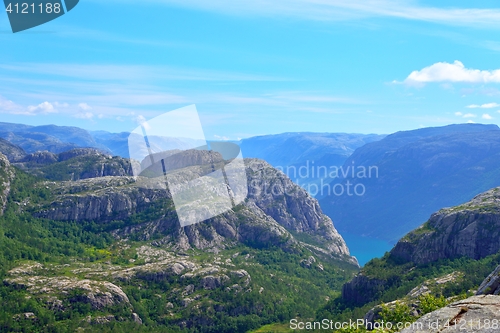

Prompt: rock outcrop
xmin=34 ymin=158 xmax=357 ymax=265
xmin=14 ymin=148 xmax=133 ymax=181
xmin=477 ymin=264 xmax=500 ymax=296
xmin=342 ymin=186 xmax=500 ymax=306
xmin=398 ymin=265 xmax=500 ymax=333
xmin=245 ymin=159 xmax=351 ymax=257
xmin=390 ymin=187 xmax=500 ymax=265
xmin=0 ymin=138 xmax=26 ymax=161
xmin=0 ymin=152 xmax=15 ymax=215
xmin=398 ymin=295 xmax=500 ymax=333
xmin=341 ymin=274 xmax=386 ymax=305
xmin=5 ymin=272 xmax=130 ymax=310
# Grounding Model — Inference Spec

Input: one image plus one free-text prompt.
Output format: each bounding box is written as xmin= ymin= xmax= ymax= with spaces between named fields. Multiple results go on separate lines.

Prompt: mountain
xmin=0 ymin=138 xmax=26 ymax=162
xmin=0 ymin=150 xmax=358 ymax=332
xmin=90 ymin=130 xmax=132 ymax=158
xmin=320 ymin=123 xmax=500 ymax=242
xmin=339 ymin=185 xmax=500 ymax=307
xmin=0 ymin=122 xmax=106 ymax=154
xmin=13 ymin=148 xmax=133 ymax=181
xmin=391 ymin=187 xmax=500 ymax=265
xmin=239 ymin=132 xmax=385 ymax=194
xmin=313 ymin=187 xmax=500 ymax=333
xmin=33 ymin=157 xmax=355 ymax=264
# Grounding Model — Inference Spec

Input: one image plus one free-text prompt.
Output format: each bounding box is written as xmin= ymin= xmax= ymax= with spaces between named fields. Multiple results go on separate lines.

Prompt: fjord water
xmin=341 ymin=232 xmax=393 ymax=266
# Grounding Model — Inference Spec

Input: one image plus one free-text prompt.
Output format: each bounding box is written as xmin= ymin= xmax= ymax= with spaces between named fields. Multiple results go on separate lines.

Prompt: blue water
xmin=340 ymin=233 xmax=394 ymax=266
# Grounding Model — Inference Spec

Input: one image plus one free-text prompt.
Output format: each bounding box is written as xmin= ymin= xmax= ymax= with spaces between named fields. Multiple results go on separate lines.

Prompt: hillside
xmin=0 ymin=151 xmax=358 ymax=332
xmin=320 ymin=123 xmax=500 ymax=242
xmin=311 ymin=186 xmax=500 ymax=333
xmin=12 ymin=148 xmax=133 ymax=181
xmin=338 ymin=185 xmax=500 ymax=307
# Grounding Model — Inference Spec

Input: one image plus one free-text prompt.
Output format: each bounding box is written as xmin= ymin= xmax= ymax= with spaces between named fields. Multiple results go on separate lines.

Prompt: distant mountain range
xmin=239 ymin=132 xmax=385 ymax=190
xmin=5 ymin=121 xmax=500 ymax=248
xmin=320 ymin=123 xmax=500 ymax=243
xmin=0 ymin=122 xmax=386 ymax=192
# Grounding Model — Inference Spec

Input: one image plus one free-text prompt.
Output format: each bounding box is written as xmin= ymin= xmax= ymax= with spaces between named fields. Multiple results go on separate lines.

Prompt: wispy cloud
xmin=403 ymin=61 xmax=500 ymax=86
xmin=0 ymin=63 xmax=287 ymax=82
xmin=0 ymin=62 xmax=364 ymax=126
xmin=0 ymin=96 xmax=59 ymax=116
xmin=107 ymin=0 xmax=500 ymax=29
xmin=466 ymin=102 xmax=500 ymax=108
xmin=454 ymin=111 xmax=478 ymax=119
xmin=483 ymin=113 xmax=493 ymax=120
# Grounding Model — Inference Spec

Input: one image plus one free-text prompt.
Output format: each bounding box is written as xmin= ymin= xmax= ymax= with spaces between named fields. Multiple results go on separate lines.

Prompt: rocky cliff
xmin=13 ymin=148 xmax=133 ymax=181
xmin=390 ymin=187 xmax=500 ymax=265
xmin=33 ymin=158 xmax=356 ymax=265
xmin=342 ymin=186 xmax=500 ymax=305
xmin=0 ymin=138 xmax=26 ymax=161
xmin=0 ymin=153 xmax=14 ymax=215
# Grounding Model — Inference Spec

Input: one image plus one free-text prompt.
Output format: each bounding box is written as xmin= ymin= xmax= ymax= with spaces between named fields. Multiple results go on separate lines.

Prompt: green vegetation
xmin=316 ymin=251 xmax=500 ymax=333
xmin=0 ymin=167 xmax=357 ymax=332
xmin=20 ymin=154 xmax=130 ymax=181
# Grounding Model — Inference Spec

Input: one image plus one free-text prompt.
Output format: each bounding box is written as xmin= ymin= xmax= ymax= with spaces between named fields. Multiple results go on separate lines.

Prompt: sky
xmin=3 ymin=1 xmax=500 ymax=140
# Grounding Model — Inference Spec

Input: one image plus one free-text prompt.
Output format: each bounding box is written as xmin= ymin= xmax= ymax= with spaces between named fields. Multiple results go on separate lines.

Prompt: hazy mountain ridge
xmin=321 ymin=123 xmax=500 ymax=242
xmin=239 ymin=132 xmax=385 ymax=168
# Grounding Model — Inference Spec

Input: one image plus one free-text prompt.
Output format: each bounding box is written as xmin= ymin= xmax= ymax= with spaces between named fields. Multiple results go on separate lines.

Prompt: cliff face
xmin=0 ymin=153 xmax=14 ymax=215
xmin=245 ymin=159 xmax=351 ymax=257
xmin=342 ymin=186 xmax=500 ymax=305
xmin=390 ymin=187 xmax=500 ymax=265
xmin=341 ymin=274 xmax=386 ymax=305
xmin=13 ymin=148 xmax=133 ymax=181
xmin=34 ymin=158 xmax=356 ymax=265
xmin=0 ymin=138 xmax=26 ymax=161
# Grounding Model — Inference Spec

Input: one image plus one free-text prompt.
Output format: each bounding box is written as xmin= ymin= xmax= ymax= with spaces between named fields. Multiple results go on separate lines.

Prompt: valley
xmin=1 ymin=121 xmax=500 ymax=331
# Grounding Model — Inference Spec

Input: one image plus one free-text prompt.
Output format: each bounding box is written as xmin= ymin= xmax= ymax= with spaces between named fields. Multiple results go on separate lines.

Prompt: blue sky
xmin=3 ymin=0 xmax=500 ymax=140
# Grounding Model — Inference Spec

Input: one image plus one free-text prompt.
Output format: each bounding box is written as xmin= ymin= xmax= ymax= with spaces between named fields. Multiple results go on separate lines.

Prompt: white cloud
xmin=213 ymin=134 xmax=230 ymax=141
xmin=467 ymin=120 xmax=476 ymax=124
xmin=78 ymin=103 xmax=92 ymax=111
xmin=54 ymin=102 xmax=69 ymax=108
xmin=27 ymin=101 xmax=57 ymax=115
xmin=74 ymin=112 xmax=94 ymax=119
xmin=404 ymin=61 xmax=500 ymax=86
xmin=0 ymin=96 xmax=25 ymax=114
xmin=463 ymin=113 xmax=477 ymax=118
xmin=483 ymin=113 xmax=493 ymax=120
xmin=134 ymin=115 xmax=151 ymax=130
xmin=467 ymin=103 xmax=500 ymax=109
xmin=454 ymin=112 xmax=462 ymax=116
